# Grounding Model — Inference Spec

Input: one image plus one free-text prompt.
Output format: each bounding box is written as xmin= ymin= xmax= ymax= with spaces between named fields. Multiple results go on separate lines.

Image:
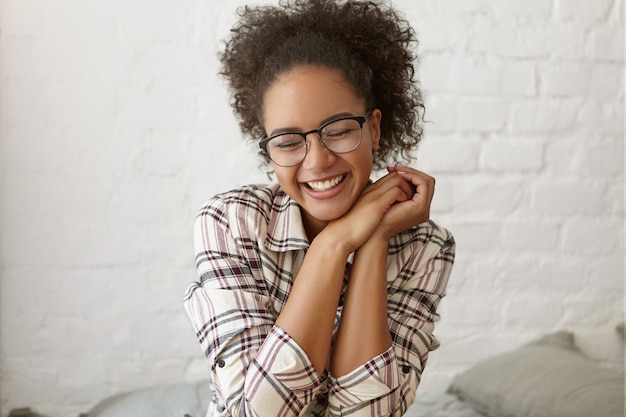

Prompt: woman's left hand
xmin=372 ymin=165 xmax=435 ymax=242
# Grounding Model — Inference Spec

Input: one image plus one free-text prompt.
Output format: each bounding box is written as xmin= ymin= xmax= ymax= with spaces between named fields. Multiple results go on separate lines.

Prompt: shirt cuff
xmin=328 ymin=346 xmax=401 ymax=407
xmin=250 ymin=325 xmax=325 ymax=396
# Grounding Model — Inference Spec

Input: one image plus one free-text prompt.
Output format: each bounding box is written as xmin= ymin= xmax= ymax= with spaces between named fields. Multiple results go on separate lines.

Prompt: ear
xmin=369 ymin=108 xmax=382 ymax=151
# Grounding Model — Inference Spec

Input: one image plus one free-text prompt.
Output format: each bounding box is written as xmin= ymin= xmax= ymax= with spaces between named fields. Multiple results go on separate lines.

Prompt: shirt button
xmin=217 ymin=359 xmax=226 ymax=368
xmin=401 ymin=365 xmax=411 ymax=374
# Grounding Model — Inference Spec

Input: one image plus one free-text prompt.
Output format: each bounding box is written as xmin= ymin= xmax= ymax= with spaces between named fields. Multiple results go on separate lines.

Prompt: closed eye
xmin=324 ymin=128 xmax=356 ymax=139
xmin=276 ymin=141 xmax=304 ymax=150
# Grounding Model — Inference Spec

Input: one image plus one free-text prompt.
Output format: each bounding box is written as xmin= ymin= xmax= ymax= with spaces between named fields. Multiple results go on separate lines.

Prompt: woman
xmin=184 ymin=1 xmax=455 ymax=416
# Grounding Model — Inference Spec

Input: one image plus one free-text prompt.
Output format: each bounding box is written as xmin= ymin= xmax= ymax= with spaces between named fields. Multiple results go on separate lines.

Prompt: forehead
xmin=262 ymin=65 xmax=364 ymax=130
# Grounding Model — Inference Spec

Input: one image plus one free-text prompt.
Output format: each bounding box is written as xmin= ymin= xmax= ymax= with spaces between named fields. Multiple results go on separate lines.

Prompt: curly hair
xmin=220 ymin=0 xmax=424 ymax=169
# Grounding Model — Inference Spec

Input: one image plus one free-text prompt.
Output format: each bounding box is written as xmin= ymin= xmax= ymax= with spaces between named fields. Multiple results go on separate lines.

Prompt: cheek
xmin=357 ymin=144 xmax=375 ymax=166
xmin=273 ymin=167 xmax=297 ymax=187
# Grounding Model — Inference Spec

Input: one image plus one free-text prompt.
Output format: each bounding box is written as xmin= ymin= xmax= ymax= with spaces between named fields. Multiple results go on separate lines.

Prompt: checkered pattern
xmin=184 ymin=183 xmax=455 ymax=416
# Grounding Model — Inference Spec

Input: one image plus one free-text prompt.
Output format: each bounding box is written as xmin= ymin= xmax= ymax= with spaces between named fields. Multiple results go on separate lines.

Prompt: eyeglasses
xmin=259 ymin=111 xmax=372 ymax=167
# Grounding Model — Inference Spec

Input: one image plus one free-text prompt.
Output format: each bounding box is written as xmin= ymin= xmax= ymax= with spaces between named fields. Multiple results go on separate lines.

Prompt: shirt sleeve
xmin=326 ymin=222 xmax=456 ymax=416
xmin=183 ymin=197 xmax=324 ymax=416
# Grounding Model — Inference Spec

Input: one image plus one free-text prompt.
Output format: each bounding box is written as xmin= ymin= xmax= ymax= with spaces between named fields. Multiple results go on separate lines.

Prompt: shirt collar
xmin=265 ymin=185 xmax=310 ymax=252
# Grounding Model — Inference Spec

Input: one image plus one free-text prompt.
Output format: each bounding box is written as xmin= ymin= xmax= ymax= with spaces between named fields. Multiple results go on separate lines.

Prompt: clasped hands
xmin=329 ymin=164 xmax=435 ymax=254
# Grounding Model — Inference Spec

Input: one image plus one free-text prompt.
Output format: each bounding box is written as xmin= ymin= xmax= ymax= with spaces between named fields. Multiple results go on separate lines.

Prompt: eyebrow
xmin=268 ymin=112 xmax=357 ymax=137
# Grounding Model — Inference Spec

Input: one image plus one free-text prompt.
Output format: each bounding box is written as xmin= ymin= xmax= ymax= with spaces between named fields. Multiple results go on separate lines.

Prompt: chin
xmin=305 ymin=203 xmax=351 ymax=223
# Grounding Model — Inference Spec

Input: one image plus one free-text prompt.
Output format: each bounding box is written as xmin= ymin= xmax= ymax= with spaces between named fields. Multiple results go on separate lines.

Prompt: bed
xmin=7 ymin=329 xmax=623 ymax=417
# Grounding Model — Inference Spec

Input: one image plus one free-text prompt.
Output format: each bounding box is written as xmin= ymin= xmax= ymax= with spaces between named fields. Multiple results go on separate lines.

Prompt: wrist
xmin=357 ymin=234 xmax=389 ymax=256
xmin=313 ymin=224 xmax=354 ymax=259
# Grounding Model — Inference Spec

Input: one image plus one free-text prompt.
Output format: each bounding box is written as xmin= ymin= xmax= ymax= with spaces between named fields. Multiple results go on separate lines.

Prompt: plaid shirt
xmin=184 ymin=183 xmax=455 ymax=417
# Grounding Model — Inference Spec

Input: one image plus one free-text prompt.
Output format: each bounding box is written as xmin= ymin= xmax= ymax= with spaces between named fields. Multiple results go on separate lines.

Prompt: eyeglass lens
xmin=266 ymin=118 xmax=363 ymax=166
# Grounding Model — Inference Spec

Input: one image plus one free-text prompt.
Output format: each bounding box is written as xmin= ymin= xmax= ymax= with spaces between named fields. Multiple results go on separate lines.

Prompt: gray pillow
xmin=448 ymin=331 xmax=624 ymax=417
xmin=81 ymin=380 xmax=211 ymax=417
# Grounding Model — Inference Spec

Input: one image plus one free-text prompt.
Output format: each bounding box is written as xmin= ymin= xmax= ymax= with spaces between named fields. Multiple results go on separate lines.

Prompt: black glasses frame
xmin=259 ymin=110 xmax=372 ymax=167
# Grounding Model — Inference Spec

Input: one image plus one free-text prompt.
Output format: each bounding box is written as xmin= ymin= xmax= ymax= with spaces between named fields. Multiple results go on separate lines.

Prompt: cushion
xmin=617 ymin=322 xmax=625 ymax=340
xmin=448 ymin=331 xmax=624 ymax=417
xmin=81 ymin=380 xmax=211 ymax=417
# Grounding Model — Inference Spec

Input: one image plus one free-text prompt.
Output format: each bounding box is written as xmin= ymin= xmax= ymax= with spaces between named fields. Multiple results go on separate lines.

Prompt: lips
xmin=305 ymin=174 xmax=346 ymax=192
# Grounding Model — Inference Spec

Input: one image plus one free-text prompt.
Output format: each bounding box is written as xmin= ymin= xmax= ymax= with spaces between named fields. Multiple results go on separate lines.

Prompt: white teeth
xmin=307 ymin=175 xmax=345 ymax=192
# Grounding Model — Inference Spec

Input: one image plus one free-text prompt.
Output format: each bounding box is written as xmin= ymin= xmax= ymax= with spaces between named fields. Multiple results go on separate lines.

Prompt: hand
xmin=372 ymin=165 xmax=435 ymax=242
xmin=324 ymin=171 xmax=415 ymax=254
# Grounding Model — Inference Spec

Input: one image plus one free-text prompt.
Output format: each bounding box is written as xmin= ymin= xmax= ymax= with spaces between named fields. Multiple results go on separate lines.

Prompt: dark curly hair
xmin=220 ymin=0 xmax=424 ymax=169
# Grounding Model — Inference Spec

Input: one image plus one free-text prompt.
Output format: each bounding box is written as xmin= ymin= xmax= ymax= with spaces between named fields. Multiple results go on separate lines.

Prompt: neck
xmin=302 ymin=211 xmax=329 ymax=242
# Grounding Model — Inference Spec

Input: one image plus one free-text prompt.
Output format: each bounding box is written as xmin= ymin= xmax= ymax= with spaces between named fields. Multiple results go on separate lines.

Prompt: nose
xmin=301 ymin=133 xmax=335 ymax=170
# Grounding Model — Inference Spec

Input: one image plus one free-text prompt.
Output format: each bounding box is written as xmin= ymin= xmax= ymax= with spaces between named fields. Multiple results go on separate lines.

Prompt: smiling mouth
xmin=306 ymin=175 xmax=346 ymax=192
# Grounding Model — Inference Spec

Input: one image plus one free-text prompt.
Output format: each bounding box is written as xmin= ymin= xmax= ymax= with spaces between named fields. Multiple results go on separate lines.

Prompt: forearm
xmin=275 ymin=232 xmax=351 ymax=374
xmin=330 ymin=237 xmax=392 ymax=377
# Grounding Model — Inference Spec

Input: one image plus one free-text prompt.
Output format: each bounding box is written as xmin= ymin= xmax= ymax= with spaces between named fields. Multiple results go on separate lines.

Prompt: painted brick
xmin=421 ymin=53 xmax=455 ymax=92
xmin=457 ymin=98 xmax=507 ymax=132
xmin=113 ymin=0 xmax=195 ymax=44
xmin=491 ymin=0 xmax=553 ymax=22
xmin=443 ymin=291 xmax=506 ymax=327
xmin=2 ymin=39 xmax=49 ymax=80
xmin=572 ymin=142 xmax=625 ymax=177
xmin=502 ymin=221 xmax=560 ymax=251
xmin=535 ymin=24 xmax=592 ymax=61
xmin=501 ymin=60 xmax=537 ymax=96
xmin=452 ymin=178 xmax=525 ymax=217
xmin=585 ymin=258 xmax=625 ymax=291
xmin=434 ymin=329 xmax=537 ymax=365
xmin=589 ymin=63 xmax=624 ymax=101
xmin=417 ymin=136 xmax=480 ymax=173
xmin=470 ymin=24 xmax=587 ymax=60
xmin=578 ymin=102 xmax=625 ymax=135
xmin=591 ymin=24 xmax=625 ymax=61
xmin=423 ymin=95 xmax=458 ymax=134
xmin=540 ymin=63 xmax=592 ymax=97
xmin=562 ymin=290 xmax=622 ymax=326
xmin=480 ymin=139 xmax=544 ymax=172
xmin=531 ymin=182 xmax=610 ymax=215
xmin=416 ymin=16 xmax=470 ymax=52
xmin=502 ymin=292 xmax=567 ymax=327
xmin=444 ymin=222 xmax=503 ymax=251
xmin=470 ymin=24 xmax=542 ymax=58
xmin=542 ymin=133 xmax=592 ymax=176
xmin=40 ymin=1 xmax=117 ymax=42
xmin=509 ymin=99 xmax=579 ymax=133
xmin=561 ymin=219 xmax=621 ymax=255
xmin=496 ymin=258 xmax=588 ymax=291
xmin=2 ymin=0 xmax=44 ymax=37
xmin=449 ymin=57 xmax=503 ymax=96
xmin=556 ymin=0 xmax=614 ymax=21
xmin=407 ymin=0 xmax=491 ymax=16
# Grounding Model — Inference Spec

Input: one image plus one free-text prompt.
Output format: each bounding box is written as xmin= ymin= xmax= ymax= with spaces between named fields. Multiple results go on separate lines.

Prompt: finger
xmin=395 ymin=170 xmax=434 ymax=190
xmin=388 ymin=165 xmax=432 ymax=190
xmin=371 ymin=172 xmax=411 ymax=198
xmin=387 ymin=163 xmax=416 ymax=173
xmin=396 ymin=171 xmax=435 ymax=203
xmin=397 ymin=175 xmax=415 ymax=199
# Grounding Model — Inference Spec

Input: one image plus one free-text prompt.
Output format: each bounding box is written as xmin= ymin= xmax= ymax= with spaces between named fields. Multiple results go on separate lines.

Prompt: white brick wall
xmin=1 ymin=0 xmax=624 ymax=415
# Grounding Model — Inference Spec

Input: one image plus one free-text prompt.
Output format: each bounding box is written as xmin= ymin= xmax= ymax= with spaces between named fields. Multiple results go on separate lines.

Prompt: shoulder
xmin=391 ymin=220 xmax=455 ymax=257
xmin=389 ymin=221 xmax=455 ymax=294
xmin=197 ymin=184 xmax=280 ymax=224
xmin=419 ymin=220 xmax=455 ymax=249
